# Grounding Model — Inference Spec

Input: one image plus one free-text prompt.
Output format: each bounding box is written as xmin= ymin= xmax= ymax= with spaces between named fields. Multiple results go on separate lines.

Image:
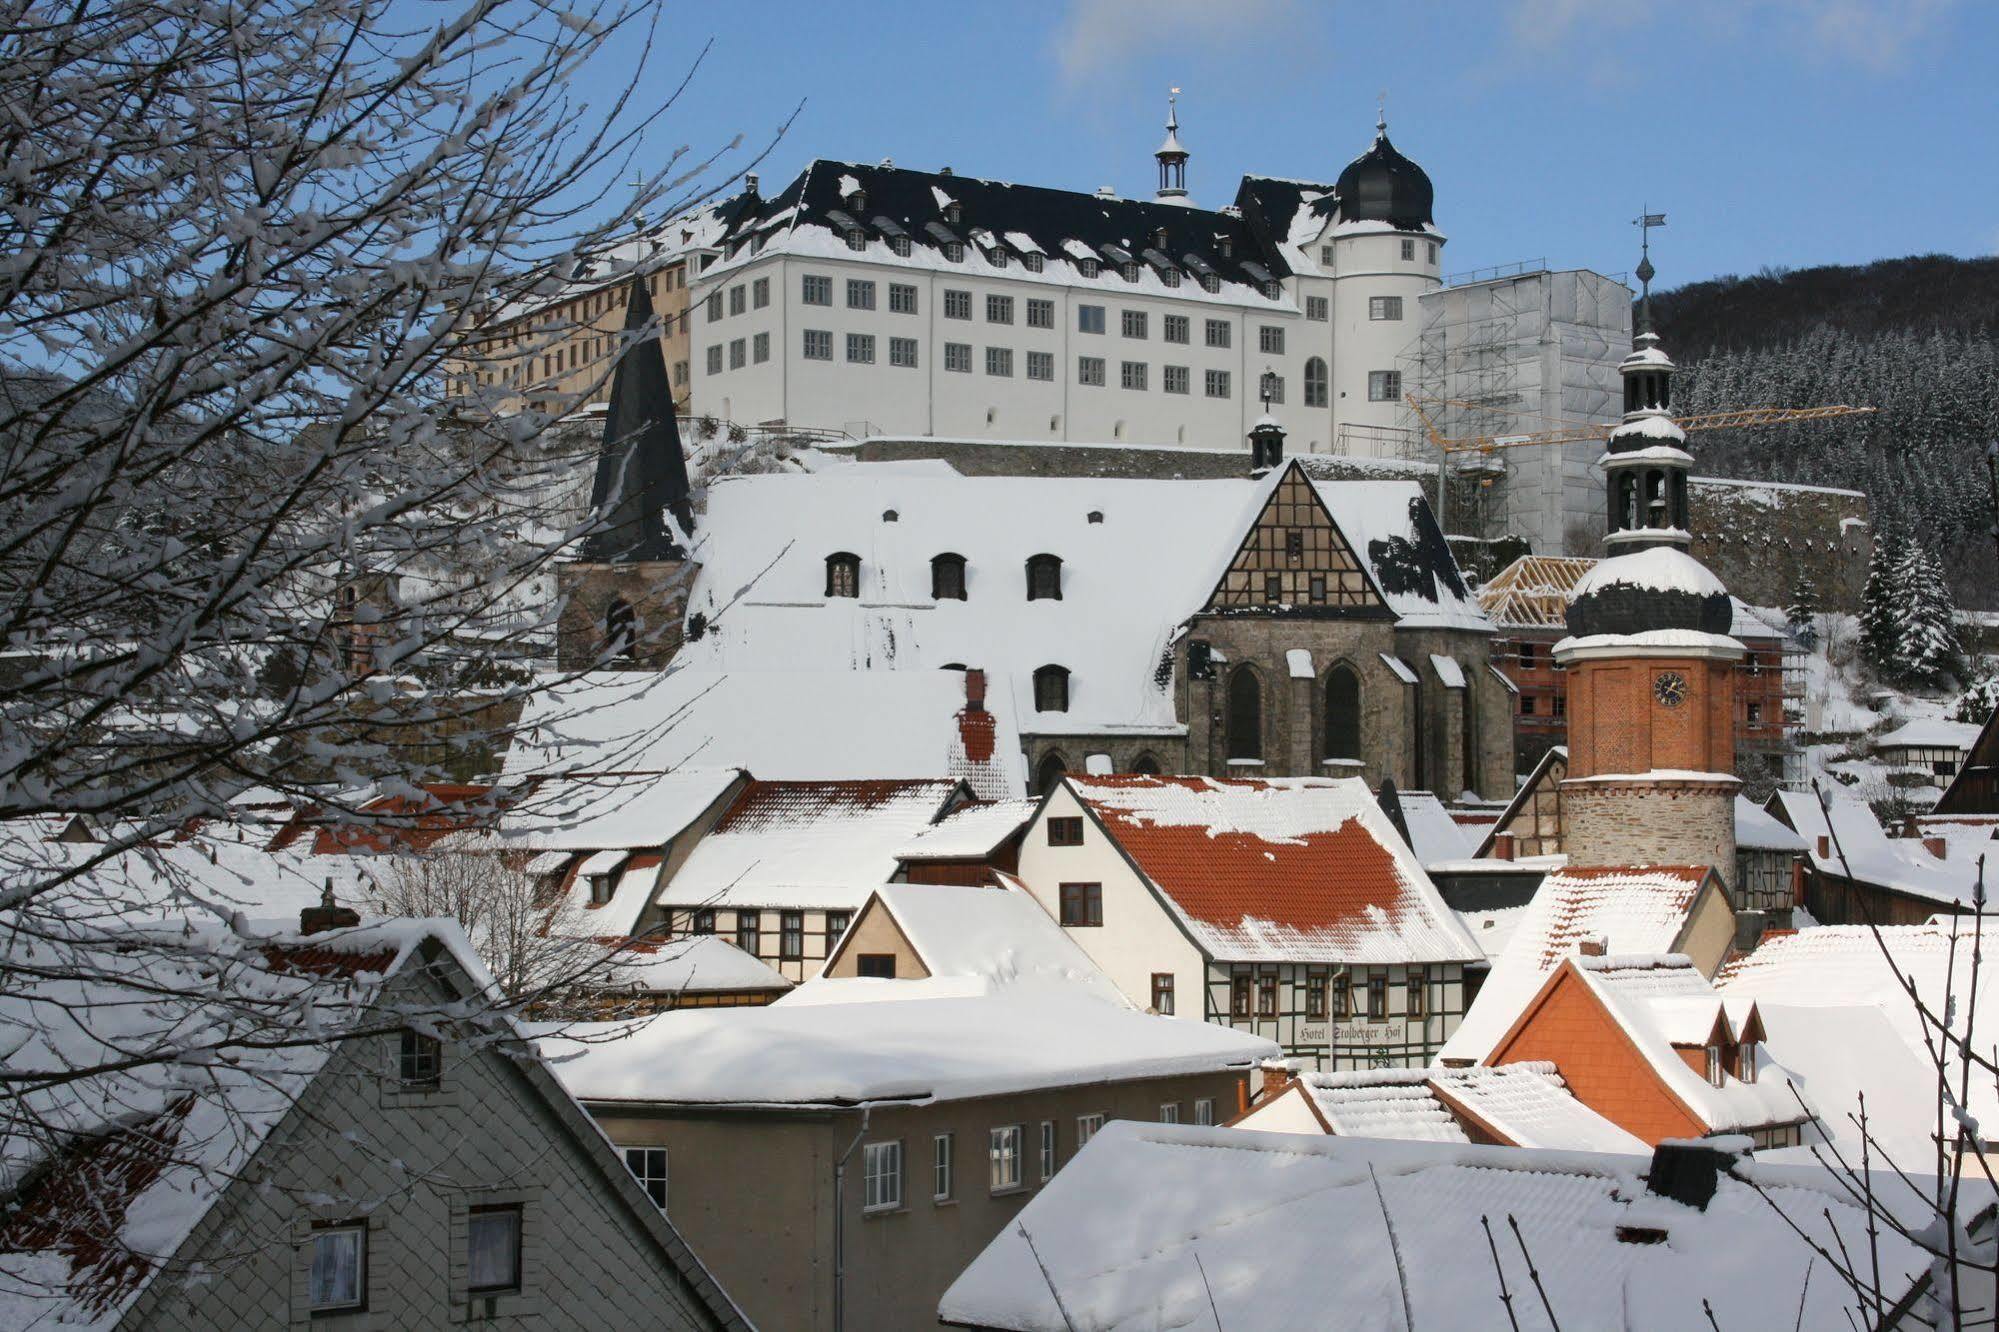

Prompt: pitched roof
xmin=937 ymin=1124 xmax=1932 ymax=1332
xmin=893 ymin=797 xmax=1038 ymax=861
xmin=1441 ymin=865 xmax=1717 ymax=1063
xmin=1245 ymin=1061 xmax=1645 ymax=1153
xmin=1064 ymin=773 xmax=1480 ymax=964
xmin=589 ymin=933 xmax=792 ymax=996
xmin=492 ymin=770 xmax=742 ymax=852
xmin=658 ymin=779 xmax=960 ymax=911
xmin=1770 ymin=789 xmax=1981 ymax=907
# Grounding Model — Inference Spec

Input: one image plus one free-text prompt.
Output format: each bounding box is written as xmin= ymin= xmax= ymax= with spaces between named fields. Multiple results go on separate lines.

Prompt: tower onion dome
xmin=1333 ymin=119 xmax=1434 ymax=230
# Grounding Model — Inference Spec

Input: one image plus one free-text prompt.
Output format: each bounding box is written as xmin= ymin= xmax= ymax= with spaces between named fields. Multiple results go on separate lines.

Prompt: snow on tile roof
xmin=1455 ymin=903 xmax=1527 ymax=960
xmin=839 ymin=879 xmax=1126 ymax=1003
xmin=893 ymin=798 xmax=1037 ymax=861
xmin=20 ymin=834 xmax=384 ymax=933
xmin=1441 ymin=865 xmax=1713 ymax=1063
xmin=1260 ymin=1061 xmax=1645 ymax=1153
xmin=1750 ymin=1003 xmax=1940 ymax=1164
xmin=1735 ymin=795 xmax=1807 ymax=852
xmin=658 ymin=779 xmax=959 ymax=912
xmin=542 ymin=985 xmax=1271 ymax=1108
xmin=1067 ymin=774 xmax=1480 ymax=965
xmin=1770 ymin=790 xmax=1982 ymax=907
xmin=937 ymin=1124 xmax=1930 ymax=1332
xmin=587 ymin=933 xmax=792 ymax=996
xmin=492 ymin=770 xmax=742 ymax=852
xmin=502 ymin=667 xmax=1024 ymax=799
xmin=1388 ymin=788 xmax=1476 ymax=864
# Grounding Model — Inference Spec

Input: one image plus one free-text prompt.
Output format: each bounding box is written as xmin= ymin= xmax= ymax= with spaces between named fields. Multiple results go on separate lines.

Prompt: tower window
xmin=931 ymin=553 xmax=967 ymax=601
xmin=1026 ymin=554 xmax=1063 ymax=601
xmin=1226 ymin=667 xmax=1263 ymax=762
xmin=603 ymin=597 xmax=637 ymax=661
xmin=1033 ymin=665 xmax=1070 ymax=713
xmin=1368 ymin=296 xmax=1404 ymax=321
xmin=1400 ymin=238 xmax=1415 ymax=261
xmin=825 ymin=552 xmax=860 ymax=598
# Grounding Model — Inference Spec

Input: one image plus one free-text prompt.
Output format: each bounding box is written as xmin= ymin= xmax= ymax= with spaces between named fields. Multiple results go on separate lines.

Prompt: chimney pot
xmin=1493 ymin=831 xmax=1516 ymax=862
xmin=1816 ymin=834 xmax=1830 ymax=859
xmin=1923 ymin=836 xmax=1947 ymax=860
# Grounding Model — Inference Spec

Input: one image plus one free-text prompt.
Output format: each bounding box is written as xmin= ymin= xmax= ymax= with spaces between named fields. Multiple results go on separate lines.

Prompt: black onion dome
xmin=1565 ymin=549 xmax=1732 ymax=640
xmin=1334 ymin=131 xmax=1434 ymax=230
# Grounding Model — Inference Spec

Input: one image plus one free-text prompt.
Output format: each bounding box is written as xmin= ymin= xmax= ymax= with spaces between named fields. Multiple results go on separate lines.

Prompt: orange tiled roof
xmin=712 ymin=778 xmax=959 ymax=833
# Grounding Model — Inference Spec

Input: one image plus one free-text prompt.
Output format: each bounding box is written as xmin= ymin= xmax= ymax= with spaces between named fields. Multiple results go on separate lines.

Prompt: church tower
xmin=555 ymin=272 xmax=697 ymax=672
xmin=1554 ymin=246 xmax=1742 ymax=875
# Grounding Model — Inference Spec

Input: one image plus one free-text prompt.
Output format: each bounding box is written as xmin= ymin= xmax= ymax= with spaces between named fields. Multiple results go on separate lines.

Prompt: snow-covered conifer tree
xmin=1895 ymin=541 xmax=1962 ymax=688
xmin=1859 ymin=530 xmax=1906 ymax=676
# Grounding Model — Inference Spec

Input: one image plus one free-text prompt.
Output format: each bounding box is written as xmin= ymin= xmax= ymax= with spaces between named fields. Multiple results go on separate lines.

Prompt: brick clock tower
xmin=1554 ymin=260 xmax=1742 ymax=876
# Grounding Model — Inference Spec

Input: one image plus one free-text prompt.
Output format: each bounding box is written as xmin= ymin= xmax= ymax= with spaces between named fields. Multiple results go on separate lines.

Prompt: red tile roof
xmin=1067 ymin=775 xmax=1477 ymax=964
xmin=712 ymin=779 xmax=959 ymax=833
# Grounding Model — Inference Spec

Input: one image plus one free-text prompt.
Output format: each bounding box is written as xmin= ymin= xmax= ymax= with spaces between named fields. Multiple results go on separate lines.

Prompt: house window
xmin=889 ymin=282 xmax=918 ymax=314
xmin=1163 ymin=314 xmax=1190 ymax=344
xmin=1320 ymin=244 xmax=1335 ymax=265
xmin=1158 ymin=1102 xmax=1180 ymax=1124
xmin=1227 ymin=668 xmax=1262 ymax=762
xmin=1033 ymin=665 xmax=1070 ymax=713
xmin=1205 ymin=369 xmax=1231 ymax=399
xmin=735 ymin=912 xmax=760 ymax=955
xmin=846 ymin=279 xmax=876 ymax=310
xmin=1078 ymin=304 xmax=1106 ymax=334
xmin=945 ymin=342 xmax=973 ymax=373
xmin=308 ymin=1225 xmax=366 ymax=1312
xmin=705 ymin=344 xmax=723 ymax=375
xmin=803 ymin=328 xmax=833 ymax=360
xmin=846 ymin=229 xmax=866 ymax=251
xmin=944 ymin=241 xmax=966 ymax=263
xmin=931 ymin=552 xmax=967 ymax=600
xmin=1306 ymin=974 xmax=1328 ymax=1019
xmin=1406 ymin=968 xmax=1427 ymax=1019
xmin=863 ymin=1141 xmax=903 ymax=1212
xmin=623 ymin=1146 xmax=669 ymax=1209
xmin=1739 ymin=1042 xmax=1759 ymax=1083
xmin=1039 ymin=1121 xmax=1057 ymax=1179
xmin=1151 ymin=972 xmax=1175 ymax=1014
xmin=1310 ymin=575 xmax=1326 ymax=602
xmin=1077 ymin=356 xmax=1106 ymax=386
xmin=1256 ymin=974 xmax=1277 ymax=1017
xmin=845 ymin=333 xmax=875 ymax=364
xmin=468 ymin=1206 xmax=522 ymax=1294
xmin=1164 ymin=364 xmax=1190 ymax=394
xmin=987 ymin=346 xmax=1014 ymax=377
xmin=1427 ymin=241 xmax=1438 ymax=263
xmin=989 ymin=1126 xmax=1024 ymax=1191
xmin=1230 ymin=973 xmax=1251 ymax=1019
xmin=1026 ymin=298 xmax=1055 ymax=328
xmin=586 ymin=873 xmax=613 ymax=906
xmin=725 ymin=337 xmax=745 ymax=370
xmin=725 ymin=284 xmax=744 ymax=316
xmin=1059 ymin=882 xmax=1102 ymax=927
xmin=780 ymin=911 xmax=805 ymax=960
xmin=1306 ymin=295 xmax=1329 ymax=321
xmin=1047 ymin=816 xmax=1084 ymax=846
xmin=1194 ymin=1099 xmax=1215 ymax=1126
xmin=1325 ymin=665 xmax=1361 ymax=761
xmin=1400 ymin=238 xmax=1415 ymax=261
xmin=691 ymin=909 xmax=716 ymax=935
xmin=891 ymin=235 xmax=912 ymax=257
xmin=1367 ymin=976 xmax=1386 ymax=1019
xmin=705 ymin=291 xmax=723 ymax=320
xmin=944 ymin=288 xmax=972 ymax=319
xmin=987 ymin=294 xmax=1014 ymax=324
xmin=1026 ymin=350 xmax=1055 ymax=380
xmin=1200 ymin=273 xmax=1221 ymax=293
xmin=1259 ymin=325 xmax=1285 ymax=354
xmin=802 ymin=274 xmax=831 ymax=305
xmin=753 ymin=331 xmax=770 ymax=364
xmin=1122 ymin=309 xmax=1148 ymax=338
xmin=1120 ymin=361 xmax=1148 ymax=390
xmin=825 ymin=911 xmax=852 ymax=945
xmin=1077 ymin=1114 xmax=1104 ymax=1147
xmin=1333 ymin=974 xmax=1351 ymax=1018
xmin=1304 ymin=357 xmax=1329 ymax=408
xmin=1205 ymin=319 xmax=1231 ymax=348
xmin=890 ymin=336 xmax=920 ymax=368
xmin=1026 ymin=553 xmax=1063 ymax=600
xmin=1369 ymin=295 xmax=1404 ymax=321
xmin=1368 ymin=370 xmax=1402 ymax=401
xmin=825 ymin=552 xmax=860 ymax=597
xmin=1120 ymin=261 xmax=1140 ymax=283
xmin=398 ymin=1029 xmax=441 ymax=1089
xmin=933 ymin=1134 xmax=954 ymax=1201
xmin=857 ymin=953 xmax=896 ymax=978
xmin=753 ymin=277 xmax=770 ymax=308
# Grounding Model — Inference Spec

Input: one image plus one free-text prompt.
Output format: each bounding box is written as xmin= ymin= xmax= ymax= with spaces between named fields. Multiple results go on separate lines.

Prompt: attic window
xmin=825 ymin=552 xmax=861 ymax=598
xmin=945 ymin=202 xmax=963 ymax=225
xmin=848 ymin=189 xmax=867 ymax=211
xmin=1023 ymin=253 xmax=1045 ymax=273
xmin=1200 ymin=274 xmax=1221 ymax=294
xmin=1026 ymin=554 xmax=1063 ymax=601
xmin=1160 ymin=269 xmax=1181 ymax=288
xmin=1033 ymin=664 xmax=1070 ymax=713
xmin=588 ymin=874 xmax=614 ymax=906
xmin=398 ymin=1029 xmax=442 ymax=1089
xmin=990 ymin=248 xmax=1009 ymax=269
xmin=944 ymin=241 xmax=966 ymax=263
xmin=1738 ymin=1041 xmax=1758 ymax=1083
xmin=1120 ymin=262 xmax=1140 ymax=283
xmin=846 ymin=230 xmax=866 ymax=251
xmin=931 ymin=553 xmax=967 ymax=601
xmin=1217 ymin=236 xmax=1234 ymax=258
xmin=1705 ymin=1045 xmax=1724 ymax=1087
xmin=1263 ymin=280 xmax=1282 ymax=300
xmin=890 ymin=236 xmax=912 ymax=257
xmin=1077 ymin=258 xmax=1100 ymax=279
xmin=1153 ymin=227 xmax=1168 ymax=249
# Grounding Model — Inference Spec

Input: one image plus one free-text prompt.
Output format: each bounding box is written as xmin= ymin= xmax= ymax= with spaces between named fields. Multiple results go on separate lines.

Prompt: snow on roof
xmin=19 ymin=834 xmax=384 ymax=933
xmin=893 ymin=798 xmax=1037 ymax=860
xmin=658 ymin=780 xmax=959 ymax=912
xmin=1750 ymin=1003 xmax=1940 ymax=1163
xmin=502 ymin=667 xmax=1024 ymax=799
xmin=1735 ymin=795 xmax=1807 ymax=852
xmin=1378 ymin=652 xmax=1418 ymax=684
xmin=1441 ymin=865 xmax=1713 ymax=1063
xmin=1455 ymin=904 xmax=1528 ymax=960
xmin=543 ymin=986 xmax=1272 ymax=1108
xmin=1569 ymin=545 xmax=1728 ymax=601
xmin=1769 ymin=790 xmax=1983 ymax=907
xmin=1303 ymin=477 xmax=1488 ymax=632
xmin=588 ymin=933 xmax=792 ymax=995
xmin=1608 ymin=413 xmax=1688 ymax=444
xmin=492 ymin=770 xmax=741 ymax=852
xmin=1254 ymin=1062 xmax=1644 ymax=1153
xmin=1719 ymin=921 xmax=1999 ymax=1130
xmin=835 ymin=879 xmax=1127 ymax=1003
xmin=1480 ymin=556 xmax=1786 ymax=642
xmin=937 ymin=1124 xmax=1929 ymax=1332
xmin=1389 ymin=789 xmax=1475 ymax=864
xmin=1428 ymin=653 xmax=1466 ymax=688
xmin=1066 ymin=775 xmax=1480 ymax=965
xmin=1875 ymin=717 xmax=1980 ymax=751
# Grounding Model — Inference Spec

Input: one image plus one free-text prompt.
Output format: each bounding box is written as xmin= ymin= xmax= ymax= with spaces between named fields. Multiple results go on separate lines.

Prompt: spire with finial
xmin=1633 ymin=207 xmax=1665 ymax=336
xmin=1155 ymin=87 xmax=1190 ymax=203
xmin=1377 ymin=89 xmax=1388 ymax=138
xmin=579 ymin=273 xmax=694 ymax=563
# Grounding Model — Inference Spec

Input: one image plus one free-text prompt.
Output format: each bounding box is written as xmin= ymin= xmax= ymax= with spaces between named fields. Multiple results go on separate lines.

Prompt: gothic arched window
xmin=1033 ymin=664 xmax=1070 ymax=713
xmin=1026 ymin=554 xmax=1063 ymax=601
xmin=825 ymin=552 xmax=860 ymax=598
xmin=603 ymin=597 xmax=637 ymax=661
xmin=1324 ymin=664 xmax=1361 ymax=761
xmin=1304 ymin=357 xmax=1329 ymax=409
xmin=931 ymin=552 xmax=967 ymax=601
xmin=1131 ymin=752 xmax=1163 ymax=776
xmin=1226 ymin=667 xmax=1263 ymax=762
xmin=1034 ymin=751 xmax=1068 ymax=796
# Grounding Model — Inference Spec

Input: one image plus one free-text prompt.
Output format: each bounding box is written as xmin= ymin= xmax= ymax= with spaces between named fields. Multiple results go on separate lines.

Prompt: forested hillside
xmin=1652 ymin=255 xmax=1999 ymax=606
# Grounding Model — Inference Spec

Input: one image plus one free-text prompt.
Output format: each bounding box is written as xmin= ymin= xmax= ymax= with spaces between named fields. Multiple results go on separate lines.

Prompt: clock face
xmin=1654 ymin=671 xmax=1690 ymax=708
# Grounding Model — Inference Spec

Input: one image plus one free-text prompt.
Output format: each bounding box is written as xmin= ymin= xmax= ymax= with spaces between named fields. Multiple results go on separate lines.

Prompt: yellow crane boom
xmin=1404 ymin=396 xmax=1877 ymax=455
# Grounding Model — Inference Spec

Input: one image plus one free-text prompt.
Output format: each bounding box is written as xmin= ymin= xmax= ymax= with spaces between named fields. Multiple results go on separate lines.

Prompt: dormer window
xmin=1160 ymin=268 xmax=1181 ymax=288
xmin=848 ymin=189 xmax=867 ymax=211
xmin=1120 ymin=262 xmax=1140 ymax=283
xmin=1077 ymin=258 xmax=1100 ymax=279
xmin=1200 ymin=273 xmax=1221 ymax=294
xmin=890 ymin=236 xmax=912 ymax=257
xmin=990 ymin=248 xmax=1009 ymax=269
xmin=931 ymin=553 xmax=967 ymax=601
xmin=944 ymin=241 xmax=966 ymax=263
xmin=1026 ymin=554 xmax=1063 ymax=601
xmin=825 ymin=552 xmax=861 ymax=598
xmin=1023 ymin=253 xmax=1045 ymax=273
xmin=846 ymin=229 xmax=866 ymax=251
xmin=1153 ymin=227 xmax=1168 ymax=249
xmin=588 ymin=873 xmax=614 ymax=906
xmin=1737 ymin=1041 xmax=1758 ymax=1083
xmin=1705 ymin=1045 xmax=1724 ymax=1088
xmin=1033 ymin=664 xmax=1070 ymax=713
xmin=945 ymin=202 xmax=963 ymax=225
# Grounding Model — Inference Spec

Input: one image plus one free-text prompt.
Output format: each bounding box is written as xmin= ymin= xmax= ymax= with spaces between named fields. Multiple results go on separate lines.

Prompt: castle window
xmin=1026 ymin=554 xmax=1063 ymax=601
xmin=603 ymin=597 xmax=637 ymax=662
xmin=825 ymin=552 xmax=860 ymax=598
xmin=931 ymin=553 xmax=967 ymax=601
xmin=1304 ymin=357 xmax=1329 ymax=408
xmin=1324 ymin=665 xmax=1361 ymax=761
xmin=1367 ymin=370 xmax=1402 ymax=402
xmin=1226 ymin=667 xmax=1263 ymax=762
xmin=1033 ymin=665 xmax=1070 ymax=713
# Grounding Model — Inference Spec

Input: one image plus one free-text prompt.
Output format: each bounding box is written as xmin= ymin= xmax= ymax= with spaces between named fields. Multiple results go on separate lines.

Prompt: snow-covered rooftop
xmin=1874 ymin=717 xmax=1979 ymax=752
xmin=1769 ymin=790 xmax=1983 ymax=907
xmin=588 ymin=933 xmax=792 ymax=996
xmin=492 ymin=769 xmax=742 ymax=852
xmin=892 ymin=797 xmax=1037 ymax=861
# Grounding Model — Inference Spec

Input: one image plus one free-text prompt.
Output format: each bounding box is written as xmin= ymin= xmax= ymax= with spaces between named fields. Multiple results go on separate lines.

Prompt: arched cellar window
xmin=1323 ymin=664 xmax=1361 ymax=761
xmin=931 ymin=552 xmax=967 ymax=601
xmin=1034 ymin=751 xmax=1068 ymax=796
xmin=825 ymin=552 xmax=860 ymax=598
xmin=1026 ymin=553 xmax=1063 ymax=601
xmin=603 ymin=597 xmax=636 ymax=661
xmin=1033 ymin=664 xmax=1070 ymax=713
xmin=1304 ymin=357 xmax=1329 ymax=409
xmin=1226 ymin=667 xmax=1263 ymax=762
xmin=1131 ymin=752 xmax=1163 ymax=776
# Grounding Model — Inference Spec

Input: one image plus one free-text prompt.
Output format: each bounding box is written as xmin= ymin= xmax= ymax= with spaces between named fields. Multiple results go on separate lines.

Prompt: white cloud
xmin=1052 ymin=0 xmax=1304 ymax=85
xmin=1503 ymin=0 xmax=1956 ymax=71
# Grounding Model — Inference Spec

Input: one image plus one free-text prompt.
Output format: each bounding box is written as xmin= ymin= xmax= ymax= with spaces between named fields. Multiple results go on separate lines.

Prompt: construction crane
xmin=1404 ymin=395 xmax=1878 ymax=455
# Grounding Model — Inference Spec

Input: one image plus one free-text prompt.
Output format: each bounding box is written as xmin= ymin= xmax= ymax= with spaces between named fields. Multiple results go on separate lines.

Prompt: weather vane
xmin=1633 ymin=207 xmax=1666 ymax=329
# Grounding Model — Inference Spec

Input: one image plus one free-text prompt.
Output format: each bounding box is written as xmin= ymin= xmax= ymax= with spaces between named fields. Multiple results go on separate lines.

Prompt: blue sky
xmin=601 ymin=0 xmax=1996 ymax=290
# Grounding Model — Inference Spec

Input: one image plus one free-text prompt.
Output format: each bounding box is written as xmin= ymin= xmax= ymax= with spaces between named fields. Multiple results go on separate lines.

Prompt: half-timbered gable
xmin=1204 ymin=466 xmax=1385 ymax=614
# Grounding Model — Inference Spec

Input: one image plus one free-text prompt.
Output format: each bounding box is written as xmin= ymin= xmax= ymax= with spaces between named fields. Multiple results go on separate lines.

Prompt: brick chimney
xmin=1492 ymin=831 xmax=1516 ymax=862
xmin=964 ymin=667 xmax=987 ymax=714
xmin=1577 ymin=935 xmax=1607 ymax=958
xmin=1816 ymin=835 xmax=1830 ymax=859
xmin=1258 ymin=1059 xmax=1296 ymax=1103
xmin=1643 ymin=1138 xmax=1741 ymax=1212
xmin=1923 ymin=836 xmax=1947 ymax=860
xmin=300 ymin=878 xmax=361 ymax=936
